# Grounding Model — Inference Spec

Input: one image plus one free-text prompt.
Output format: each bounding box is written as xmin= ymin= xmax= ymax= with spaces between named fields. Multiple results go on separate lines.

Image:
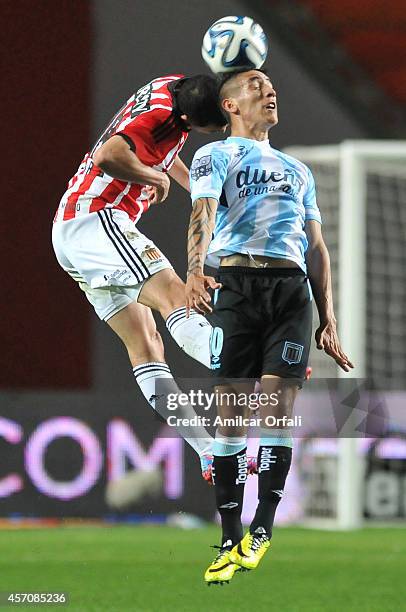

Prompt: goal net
xmin=284 ymin=141 xmax=406 ymax=528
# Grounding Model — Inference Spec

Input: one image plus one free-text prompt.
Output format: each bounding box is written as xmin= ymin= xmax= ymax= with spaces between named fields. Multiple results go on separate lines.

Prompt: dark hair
xmin=175 ymin=75 xmax=227 ymax=127
xmin=218 ymin=66 xmax=269 ymax=98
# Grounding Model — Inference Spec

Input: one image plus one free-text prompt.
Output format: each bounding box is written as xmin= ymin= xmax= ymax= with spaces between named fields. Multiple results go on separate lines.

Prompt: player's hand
xmin=315 ymin=319 xmax=354 ymax=372
xmin=149 ymin=173 xmax=170 ymax=204
xmin=143 ymin=185 xmax=157 ymax=202
xmin=185 ymin=272 xmax=222 ymax=316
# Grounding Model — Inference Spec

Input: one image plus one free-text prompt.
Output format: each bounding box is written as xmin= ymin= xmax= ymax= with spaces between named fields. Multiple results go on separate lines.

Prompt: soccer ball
xmin=202 ymin=15 xmax=268 ymax=74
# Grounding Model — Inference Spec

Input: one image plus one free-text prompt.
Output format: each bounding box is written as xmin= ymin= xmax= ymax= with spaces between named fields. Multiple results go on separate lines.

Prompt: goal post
xmin=284 ymin=140 xmax=406 ymax=529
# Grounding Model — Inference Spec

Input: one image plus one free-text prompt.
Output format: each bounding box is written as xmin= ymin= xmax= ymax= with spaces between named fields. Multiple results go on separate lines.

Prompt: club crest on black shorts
xmin=282 ymin=342 xmax=304 ymax=365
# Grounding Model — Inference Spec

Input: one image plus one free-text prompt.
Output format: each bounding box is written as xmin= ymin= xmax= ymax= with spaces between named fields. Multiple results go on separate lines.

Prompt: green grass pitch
xmin=0 ymin=525 xmax=404 ymax=611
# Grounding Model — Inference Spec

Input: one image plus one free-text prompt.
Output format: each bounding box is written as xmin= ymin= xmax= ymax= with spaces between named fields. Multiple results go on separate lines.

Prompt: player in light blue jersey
xmin=185 ymin=68 xmax=353 ymax=584
xmin=189 ymin=123 xmax=321 ymax=272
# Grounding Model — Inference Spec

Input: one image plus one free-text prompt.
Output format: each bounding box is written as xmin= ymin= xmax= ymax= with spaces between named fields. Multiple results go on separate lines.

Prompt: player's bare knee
xmin=138 ymin=269 xmax=186 ymax=316
xmin=217 ymin=425 xmax=245 ymax=438
xmin=261 ymin=376 xmax=299 ymax=418
xmin=161 ymin=274 xmax=185 ymax=311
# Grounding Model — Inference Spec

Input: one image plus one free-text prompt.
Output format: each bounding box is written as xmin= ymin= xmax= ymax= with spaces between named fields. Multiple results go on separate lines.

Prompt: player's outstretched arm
xmin=186 ymin=196 xmax=221 ymax=315
xmin=168 ymin=156 xmax=190 ymax=192
xmin=305 ymin=220 xmax=354 ymax=372
xmin=93 ymin=135 xmax=170 ymax=203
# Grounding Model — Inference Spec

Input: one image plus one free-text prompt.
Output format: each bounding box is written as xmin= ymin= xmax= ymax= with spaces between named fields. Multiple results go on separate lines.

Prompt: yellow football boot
xmin=204 ymin=545 xmax=239 ymax=585
xmin=230 ymin=531 xmax=271 ymax=570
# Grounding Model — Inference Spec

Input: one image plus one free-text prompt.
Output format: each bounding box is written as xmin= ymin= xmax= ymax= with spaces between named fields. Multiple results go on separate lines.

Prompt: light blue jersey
xmin=189 ymin=137 xmax=322 ymax=272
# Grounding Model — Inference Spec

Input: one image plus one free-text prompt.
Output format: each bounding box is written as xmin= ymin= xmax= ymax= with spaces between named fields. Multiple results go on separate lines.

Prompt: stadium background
xmin=1 ymin=1 xmax=405 ymax=609
xmin=1 ymin=0 xmax=405 ymax=516
xmin=1 ymin=0 xmax=367 ymax=392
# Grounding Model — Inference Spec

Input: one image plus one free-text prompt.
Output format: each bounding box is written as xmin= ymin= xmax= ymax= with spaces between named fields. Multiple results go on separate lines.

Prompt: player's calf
xmin=201 ymin=454 xmax=257 ymax=485
xmin=250 ymin=429 xmax=293 ymax=538
xmin=211 ymin=435 xmax=248 ymax=549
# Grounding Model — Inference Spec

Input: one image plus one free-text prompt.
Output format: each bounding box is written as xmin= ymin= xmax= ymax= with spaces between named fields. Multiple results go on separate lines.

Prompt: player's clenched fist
xmin=185 ymin=272 xmax=221 ymax=316
xmin=146 ymin=173 xmax=170 ymax=204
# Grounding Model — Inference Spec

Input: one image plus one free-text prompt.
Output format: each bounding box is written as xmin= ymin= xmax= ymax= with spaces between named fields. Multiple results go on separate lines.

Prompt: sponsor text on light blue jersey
xmin=189 ymin=137 xmax=322 ymax=272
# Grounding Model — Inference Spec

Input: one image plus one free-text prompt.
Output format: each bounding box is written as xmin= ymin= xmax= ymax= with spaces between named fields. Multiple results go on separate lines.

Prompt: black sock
xmin=213 ymin=449 xmax=247 ymax=546
xmin=250 ymin=445 xmax=292 ymax=538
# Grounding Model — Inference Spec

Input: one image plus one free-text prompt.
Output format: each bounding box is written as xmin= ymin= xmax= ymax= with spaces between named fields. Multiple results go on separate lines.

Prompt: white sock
xmin=133 ymin=362 xmax=213 ymax=457
xmin=166 ymin=307 xmax=223 ymax=369
xmin=212 ymin=432 xmax=247 ymax=456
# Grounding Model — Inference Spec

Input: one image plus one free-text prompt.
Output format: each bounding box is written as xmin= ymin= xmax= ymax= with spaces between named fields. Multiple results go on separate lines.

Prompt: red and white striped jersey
xmin=55 ymin=75 xmax=189 ymax=224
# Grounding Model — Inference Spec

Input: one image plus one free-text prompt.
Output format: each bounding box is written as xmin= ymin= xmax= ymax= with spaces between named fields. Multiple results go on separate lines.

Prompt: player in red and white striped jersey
xmin=52 ymin=74 xmax=228 ymax=481
xmin=54 ymin=75 xmax=193 ymax=224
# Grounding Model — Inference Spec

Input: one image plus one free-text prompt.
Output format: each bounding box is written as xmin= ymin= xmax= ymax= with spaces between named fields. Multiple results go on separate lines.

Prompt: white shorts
xmin=52 ymin=209 xmax=173 ymax=321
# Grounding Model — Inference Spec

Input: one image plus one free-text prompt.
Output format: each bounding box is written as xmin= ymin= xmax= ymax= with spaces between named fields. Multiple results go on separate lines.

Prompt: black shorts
xmin=208 ymin=267 xmax=313 ymax=380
